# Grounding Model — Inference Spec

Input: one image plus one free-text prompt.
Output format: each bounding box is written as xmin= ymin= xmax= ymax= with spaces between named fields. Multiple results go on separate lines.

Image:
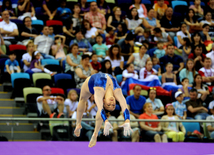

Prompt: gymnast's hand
xmin=119 ymin=120 xmax=133 ymax=136
xmin=103 ymin=120 xmax=113 ymax=136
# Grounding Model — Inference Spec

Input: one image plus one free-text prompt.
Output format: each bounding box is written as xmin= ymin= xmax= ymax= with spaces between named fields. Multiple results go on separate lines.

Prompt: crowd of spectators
xmin=0 ymin=0 xmax=214 ymax=142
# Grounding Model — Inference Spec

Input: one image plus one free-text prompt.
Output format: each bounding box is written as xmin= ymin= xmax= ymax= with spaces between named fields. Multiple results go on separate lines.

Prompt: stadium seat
xmin=9 ymin=44 xmax=27 ymax=66
xmin=32 ymin=73 xmax=52 ymax=86
xmin=67 ymin=88 xmax=81 ymax=95
xmin=141 ymin=0 xmax=152 ymax=5
xmin=46 ymin=20 xmax=63 ymax=34
xmin=54 ymin=73 xmax=72 ymax=85
xmin=41 ymin=59 xmax=60 ymax=66
xmin=171 ymin=1 xmax=188 ymax=9
xmin=87 ymin=0 xmax=96 ymax=2
xmin=51 ymin=87 xmax=65 ymax=95
xmin=32 ymin=19 xmax=44 ymax=34
xmin=182 ymin=122 xmax=201 ymax=140
xmin=11 ymin=73 xmax=30 ymax=88
xmin=116 ymin=74 xmax=122 ymax=84
xmin=23 ymin=87 xmax=42 ymax=103
xmin=174 ymin=36 xmax=177 ymax=47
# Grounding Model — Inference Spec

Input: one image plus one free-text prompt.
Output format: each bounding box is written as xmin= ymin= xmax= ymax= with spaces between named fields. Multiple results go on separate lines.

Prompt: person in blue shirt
xmin=4 ymin=51 xmax=21 ymax=74
xmin=172 ymin=91 xmax=187 ymax=119
xmin=69 ymin=28 xmax=93 ymax=53
xmin=56 ymin=0 xmax=72 ymax=21
xmin=126 ymin=85 xmax=146 ymax=118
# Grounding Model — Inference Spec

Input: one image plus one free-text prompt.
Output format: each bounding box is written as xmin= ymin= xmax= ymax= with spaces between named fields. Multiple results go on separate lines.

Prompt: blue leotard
xmin=88 ymin=73 xmax=120 ymax=94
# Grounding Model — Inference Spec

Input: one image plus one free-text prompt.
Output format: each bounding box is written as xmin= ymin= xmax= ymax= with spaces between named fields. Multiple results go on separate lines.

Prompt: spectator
xmin=17 ymin=0 xmax=37 ymax=20
xmin=64 ymin=89 xmax=78 ymax=118
xmin=139 ymin=103 xmax=168 ymax=142
xmin=4 ymin=52 xmax=21 ymax=74
xmin=145 ymin=8 xmax=161 ymax=29
xmin=37 ymin=85 xmax=64 ymax=118
xmin=42 ymin=0 xmax=58 ymax=20
xmin=186 ymin=88 xmax=209 ymax=120
xmin=192 ymin=74 xmax=210 ymax=99
xmin=90 ymin=53 xmax=101 ymax=72
xmin=105 ymin=44 xmax=124 ymax=75
xmin=56 ymin=0 xmax=72 ymax=22
xmin=189 ymin=0 xmax=204 ymax=19
xmin=140 ymin=60 xmax=158 ymax=80
xmin=127 ymin=44 xmax=150 ymax=71
xmin=115 ymin=23 xmax=128 ymax=42
xmin=153 ymin=28 xmax=173 ymax=46
xmin=161 ymin=103 xmax=186 ymax=142
xmin=188 ymin=45 xmax=206 ymax=71
xmin=206 ymin=105 xmax=214 ymax=139
xmin=176 ymin=23 xmax=192 ymax=49
xmin=172 ymin=91 xmax=187 ymax=119
xmin=107 ymin=7 xmax=124 ymax=30
xmin=146 ymin=88 xmax=164 ymax=116
xmin=74 ymin=54 xmax=96 ymax=88
xmin=153 ymin=42 xmax=165 ymax=59
xmin=97 ymin=0 xmax=110 ymax=15
xmin=200 ymin=11 xmax=214 ymax=27
xmin=160 ymin=7 xmax=180 ymax=39
xmin=179 ymin=78 xmax=191 ymax=101
xmin=122 ymin=63 xmax=138 ymax=86
xmin=180 ymin=38 xmax=192 ymax=63
xmin=48 ymin=26 xmax=55 ymax=40
xmin=30 ymin=51 xmax=56 ymax=75
xmin=22 ymin=40 xmax=34 ymax=72
xmin=83 ymin=19 xmax=99 ymax=45
xmin=126 ymin=85 xmax=146 ymax=118
xmin=129 ymin=0 xmax=147 ymax=18
xmin=1 ymin=0 xmax=16 ymax=19
xmin=138 ymin=28 xmax=153 ymax=43
xmin=69 ymin=28 xmax=93 ymax=53
xmin=206 ymin=0 xmax=214 ymax=19
xmin=153 ymin=0 xmax=168 ymax=20
xmin=84 ymin=1 xmax=106 ymax=31
xmin=199 ymin=24 xmax=211 ymax=42
xmin=20 ymin=17 xmax=38 ymax=44
xmin=87 ymin=95 xmax=98 ymax=118
xmin=117 ymin=32 xmax=134 ymax=61
xmin=65 ymin=43 xmax=81 ymax=74
xmin=206 ymin=43 xmax=214 ymax=69
xmin=0 ymin=10 xmax=19 ymax=46
xmin=72 ymin=4 xmax=83 ymax=30
xmin=106 ymin=27 xmax=117 ymax=48
xmin=51 ymin=35 xmax=66 ymax=60
xmin=162 ymin=63 xmax=177 ymax=85
xmin=79 ymin=0 xmax=90 ymax=16
xmin=100 ymin=60 xmax=113 ymax=75
xmin=152 ymin=56 xmax=161 ymax=76
xmin=93 ymin=34 xmax=108 ymax=59
xmin=34 ymin=26 xmax=54 ymax=59
xmin=184 ymin=9 xmax=201 ymax=33
xmin=63 ymin=20 xmax=75 ymax=45
xmin=179 ymin=59 xmax=197 ymax=84
xmin=160 ymin=44 xmax=184 ymax=74
xmin=191 ymin=32 xmax=207 ymax=54
xmin=117 ymin=111 xmax=140 ymax=142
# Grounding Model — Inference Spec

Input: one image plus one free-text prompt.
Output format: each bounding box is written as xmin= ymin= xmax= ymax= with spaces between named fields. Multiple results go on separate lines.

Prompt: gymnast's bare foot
xmin=88 ymin=133 xmax=97 ymax=148
xmin=74 ymin=124 xmax=82 ymax=137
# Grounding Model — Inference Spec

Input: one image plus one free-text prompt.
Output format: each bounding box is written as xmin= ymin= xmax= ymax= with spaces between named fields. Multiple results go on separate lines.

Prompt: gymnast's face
xmin=104 ymin=96 xmax=116 ymax=111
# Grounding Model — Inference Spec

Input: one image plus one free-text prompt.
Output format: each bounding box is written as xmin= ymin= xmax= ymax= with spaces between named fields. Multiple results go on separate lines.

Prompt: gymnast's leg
xmin=74 ymin=78 xmax=92 ymax=137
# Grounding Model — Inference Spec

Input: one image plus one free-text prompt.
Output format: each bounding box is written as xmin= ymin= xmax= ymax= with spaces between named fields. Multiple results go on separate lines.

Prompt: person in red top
xmin=139 ymin=102 xmax=168 ymax=142
xmin=188 ymin=44 xmax=206 ymax=71
xmin=90 ymin=53 xmax=101 ymax=72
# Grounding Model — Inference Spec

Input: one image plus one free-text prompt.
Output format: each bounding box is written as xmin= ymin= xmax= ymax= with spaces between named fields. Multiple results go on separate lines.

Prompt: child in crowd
xmin=56 ymin=0 xmax=72 ymax=22
xmin=92 ymin=34 xmax=108 ymax=61
xmin=153 ymin=0 xmax=168 ymax=19
xmin=90 ymin=53 xmax=101 ymax=72
xmin=138 ymin=28 xmax=153 ymax=43
xmin=179 ymin=78 xmax=191 ymax=101
xmin=51 ymin=35 xmax=66 ymax=60
xmin=106 ymin=27 xmax=117 ymax=48
xmin=87 ymin=95 xmax=97 ymax=118
xmin=115 ymin=23 xmax=128 ymax=42
xmin=122 ymin=63 xmax=138 ymax=86
xmin=100 ymin=60 xmax=113 ymax=75
xmin=182 ymin=38 xmax=192 ymax=63
xmin=48 ymin=26 xmax=55 ymax=40
xmin=162 ymin=63 xmax=177 ymax=84
xmin=161 ymin=104 xmax=186 ymax=142
xmin=64 ymin=89 xmax=79 ymax=118
xmin=140 ymin=60 xmax=157 ymax=79
xmin=5 ymin=52 xmax=21 ymax=74
xmin=152 ymin=56 xmax=161 ymax=76
xmin=154 ymin=41 xmax=165 ymax=59
xmin=172 ymin=91 xmax=187 ymax=119
xmin=30 ymin=51 xmax=56 ymax=76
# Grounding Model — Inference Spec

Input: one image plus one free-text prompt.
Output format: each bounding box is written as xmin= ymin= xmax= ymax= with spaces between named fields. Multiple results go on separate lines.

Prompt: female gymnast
xmin=74 ymin=73 xmax=132 ymax=147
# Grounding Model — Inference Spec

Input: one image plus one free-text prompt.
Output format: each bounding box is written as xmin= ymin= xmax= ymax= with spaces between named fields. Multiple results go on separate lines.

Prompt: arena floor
xmin=1 ymin=142 xmax=214 ymax=155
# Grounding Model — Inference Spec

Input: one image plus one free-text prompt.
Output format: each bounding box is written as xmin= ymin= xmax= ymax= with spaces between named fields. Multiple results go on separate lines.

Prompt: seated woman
xmin=145 ymin=8 xmax=161 ymax=30
xmin=74 ymin=54 xmax=96 ymax=88
xmin=191 ymin=32 xmax=207 ymax=54
xmin=184 ymin=9 xmax=201 ymax=33
xmin=115 ymin=23 xmax=128 ymax=42
xmin=1 ymin=0 xmax=16 ymax=19
xmin=51 ymin=35 xmax=66 ymax=60
xmin=127 ymin=44 xmax=150 ymax=71
xmin=139 ymin=103 xmax=168 ymax=142
xmin=71 ymin=4 xmax=83 ymax=30
xmin=107 ymin=7 xmax=124 ymax=30
xmin=100 ymin=60 xmax=113 ymax=75
xmin=200 ymin=11 xmax=214 ymax=38
xmin=146 ymin=88 xmax=164 ymax=116
xmin=17 ymin=0 xmax=37 ymax=20
xmin=153 ymin=28 xmax=173 ymax=46
xmin=176 ymin=23 xmax=192 ymax=49
xmin=22 ymin=40 xmax=34 ymax=73
xmin=206 ymin=0 xmax=214 ymax=19
xmin=139 ymin=60 xmax=158 ymax=80
xmin=189 ymin=0 xmax=204 ymax=19
xmin=105 ymin=44 xmax=124 ymax=76
xmin=129 ymin=0 xmax=147 ymax=18
xmin=73 ymin=72 xmax=132 ymax=147
xmin=161 ymin=104 xmax=186 ymax=142
xmin=162 ymin=63 xmax=177 ymax=85
xmin=121 ymin=63 xmax=138 ymax=86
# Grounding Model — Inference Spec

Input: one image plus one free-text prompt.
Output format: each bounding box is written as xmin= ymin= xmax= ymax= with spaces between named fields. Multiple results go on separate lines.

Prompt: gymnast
xmin=74 ymin=72 xmax=132 ymax=147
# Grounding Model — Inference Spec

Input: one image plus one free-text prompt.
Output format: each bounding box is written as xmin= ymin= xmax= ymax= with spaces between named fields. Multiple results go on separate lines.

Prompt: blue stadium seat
xmin=67 ymin=88 xmax=81 ymax=95
xmin=171 ymin=1 xmax=188 ymax=9
xmin=174 ymin=36 xmax=177 ymax=47
xmin=182 ymin=122 xmax=201 ymax=139
xmin=11 ymin=73 xmax=30 ymax=88
xmin=54 ymin=73 xmax=72 ymax=85
xmin=41 ymin=59 xmax=60 ymax=66
xmin=141 ymin=0 xmax=152 ymax=5
xmin=87 ymin=0 xmax=96 ymax=2
xmin=32 ymin=20 xmax=44 ymax=25
xmin=116 ymin=74 xmax=123 ymax=84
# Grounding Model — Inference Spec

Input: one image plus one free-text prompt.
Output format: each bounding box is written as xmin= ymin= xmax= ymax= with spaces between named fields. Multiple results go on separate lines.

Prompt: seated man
xmin=126 ymin=85 xmax=146 ymax=118
xmin=199 ymin=57 xmax=214 ymax=85
xmin=37 ymin=85 xmax=65 ymax=118
xmin=185 ymin=88 xmax=209 ymax=120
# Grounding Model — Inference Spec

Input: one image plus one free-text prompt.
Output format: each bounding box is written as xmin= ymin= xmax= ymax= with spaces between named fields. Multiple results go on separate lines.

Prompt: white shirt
xmin=64 ymin=99 xmax=78 ymax=112
xmin=139 ymin=67 xmax=157 ymax=79
xmin=122 ymin=69 xmax=138 ymax=79
xmin=0 ymin=20 xmax=18 ymax=39
xmin=85 ymin=27 xmax=97 ymax=39
xmin=22 ymin=53 xmax=32 ymax=72
xmin=36 ymin=95 xmax=57 ymax=115
xmin=125 ymin=18 xmax=142 ymax=30
xmin=209 ymin=101 xmax=214 ymax=110
xmin=87 ymin=99 xmax=97 ymax=118
xmin=199 ymin=67 xmax=214 ymax=77
xmin=167 ymin=116 xmax=178 ymax=132
xmin=206 ymin=51 xmax=214 ymax=69
xmin=105 ymin=56 xmax=124 ymax=68
xmin=34 ymin=35 xmax=54 ymax=55
xmin=176 ymin=31 xmax=189 ymax=48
